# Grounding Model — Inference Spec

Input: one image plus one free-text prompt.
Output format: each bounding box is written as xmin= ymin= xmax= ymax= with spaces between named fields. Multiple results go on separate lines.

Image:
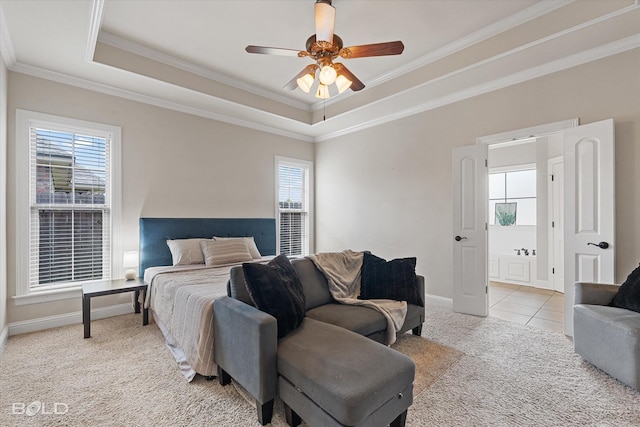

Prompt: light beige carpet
xmin=0 ymin=312 xmax=459 ymax=426
xmin=1 ymin=306 xmax=639 ymax=426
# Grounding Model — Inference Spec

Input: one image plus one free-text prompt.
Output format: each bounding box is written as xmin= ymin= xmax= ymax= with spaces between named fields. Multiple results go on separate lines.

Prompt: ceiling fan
xmin=245 ymin=0 xmax=404 ymax=99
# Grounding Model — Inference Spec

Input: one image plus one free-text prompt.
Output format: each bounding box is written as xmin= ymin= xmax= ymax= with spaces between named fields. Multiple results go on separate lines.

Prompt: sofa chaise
xmin=214 ymin=256 xmax=425 ymax=425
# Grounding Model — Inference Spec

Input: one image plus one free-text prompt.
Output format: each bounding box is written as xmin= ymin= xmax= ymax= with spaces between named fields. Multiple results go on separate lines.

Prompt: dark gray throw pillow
xmin=360 ymin=252 xmax=424 ymax=307
xmin=610 ymin=263 xmax=640 ymax=313
xmin=242 ymin=254 xmax=306 ymax=338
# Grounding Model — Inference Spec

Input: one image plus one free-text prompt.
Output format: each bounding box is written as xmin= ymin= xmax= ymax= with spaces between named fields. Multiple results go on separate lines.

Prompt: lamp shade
xmin=335 ymin=74 xmax=352 ymax=93
xmin=315 ymin=84 xmax=330 ymax=99
xmin=296 ymin=73 xmax=315 ymax=93
xmin=319 ymin=65 xmax=337 ymax=85
xmin=123 ymin=251 xmax=139 ymax=280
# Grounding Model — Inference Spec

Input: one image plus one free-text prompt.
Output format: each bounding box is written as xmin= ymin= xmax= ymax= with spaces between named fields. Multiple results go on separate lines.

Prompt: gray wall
xmin=5 ymin=72 xmax=313 ymax=324
xmin=315 ymin=48 xmax=640 ymax=300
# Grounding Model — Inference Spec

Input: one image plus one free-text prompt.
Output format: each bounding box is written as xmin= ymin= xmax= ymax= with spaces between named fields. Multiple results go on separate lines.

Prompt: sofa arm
xmin=416 ymin=275 xmax=425 ymax=304
xmin=213 ymin=296 xmax=278 ymax=405
xmin=574 ymin=282 xmax=620 ymax=306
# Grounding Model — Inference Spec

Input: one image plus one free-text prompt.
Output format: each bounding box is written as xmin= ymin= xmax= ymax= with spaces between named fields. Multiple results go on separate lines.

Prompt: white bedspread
xmin=143 ymin=258 xmax=272 ymax=381
xmin=307 ymin=250 xmax=407 ymax=345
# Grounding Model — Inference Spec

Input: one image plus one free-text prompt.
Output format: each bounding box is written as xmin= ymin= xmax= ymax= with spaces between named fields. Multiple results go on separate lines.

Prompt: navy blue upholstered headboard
xmin=138 ymin=217 xmax=276 ymax=276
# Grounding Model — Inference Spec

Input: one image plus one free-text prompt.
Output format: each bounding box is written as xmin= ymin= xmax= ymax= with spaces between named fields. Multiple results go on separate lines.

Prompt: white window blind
xmin=29 ymin=126 xmax=111 ymax=289
xmin=277 ymin=160 xmax=310 ymax=256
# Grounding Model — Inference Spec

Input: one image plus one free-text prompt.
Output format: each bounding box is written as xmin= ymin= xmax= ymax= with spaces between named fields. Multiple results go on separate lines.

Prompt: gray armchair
xmin=573 ymin=282 xmax=640 ymax=390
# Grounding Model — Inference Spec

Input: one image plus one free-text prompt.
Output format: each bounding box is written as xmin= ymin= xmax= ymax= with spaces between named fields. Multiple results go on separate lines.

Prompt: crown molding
xmin=0 ymin=4 xmax=16 ymax=66
xmin=310 ymin=0 xmax=572 ymax=112
xmin=97 ymin=31 xmax=313 ymax=113
xmin=4 ymin=1 xmax=639 ymax=144
xmin=9 ymin=30 xmax=638 ymax=145
xmin=368 ymin=0 xmax=573 ymax=87
xmin=315 ymin=34 xmax=640 ymax=142
xmin=9 ymin=61 xmax=314 ymax=143
xmin=92 ymin=1 xmax=574 ymax=115
xmin=85 ymin=0 xmax=105 ymax=63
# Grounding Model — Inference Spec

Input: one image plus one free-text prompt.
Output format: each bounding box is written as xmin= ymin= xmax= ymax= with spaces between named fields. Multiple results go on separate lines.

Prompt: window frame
xmin=489 ymin=164 xmax=536 ymax=226
xmin=275 ymin=156 xmax=313 ymax=257
xmin=14 ymin=110 xmax=122 ymax=305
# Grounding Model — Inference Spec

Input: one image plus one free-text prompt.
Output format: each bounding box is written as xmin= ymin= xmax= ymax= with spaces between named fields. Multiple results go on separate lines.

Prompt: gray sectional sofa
xmin=213 ymin=256 xmax=425 ymax=426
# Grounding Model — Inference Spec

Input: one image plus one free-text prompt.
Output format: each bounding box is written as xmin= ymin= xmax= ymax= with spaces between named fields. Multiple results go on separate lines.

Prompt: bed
xmin=138 ymin=217 xmax=276 ymax=381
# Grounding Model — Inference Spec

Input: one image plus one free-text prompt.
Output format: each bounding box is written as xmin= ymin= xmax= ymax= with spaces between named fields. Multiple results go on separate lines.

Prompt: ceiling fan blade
xmin=333 ymin=63 xmax=365 ymax=91
xmin=339 ymin=41 xmax=404 ymax=59
xmin=315 ymin=0 xmax=335 ymax=44
xmin=245 ymin=45 xmax=304 ymax=57
xmin=284 ymin=64 xmax=318 ymax=90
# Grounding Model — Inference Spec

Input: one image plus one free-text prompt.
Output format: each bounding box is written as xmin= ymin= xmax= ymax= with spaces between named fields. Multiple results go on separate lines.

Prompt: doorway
xmin=452 ymin=118 xmax=615 ymax=336
xmin=486 ymin=135 xmax=565 ymax=332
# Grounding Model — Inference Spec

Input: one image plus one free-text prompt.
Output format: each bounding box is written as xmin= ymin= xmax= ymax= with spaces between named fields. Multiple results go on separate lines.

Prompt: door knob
xmin=454 ymin=236 xmax=467 ymax=241
xmin=587 ymin=241 xmax=609 ymax=249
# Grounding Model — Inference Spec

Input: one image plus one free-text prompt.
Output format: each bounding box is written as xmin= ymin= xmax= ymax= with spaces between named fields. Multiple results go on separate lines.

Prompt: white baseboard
xmin=8 ymin=303 xmax=134 ymax=336
xmin=0 ymin=325 xmax=8 ymax=358
xmin=536 ymin=279 xmax=552 ymax=291
xmin=425 ymin=293 xmax=453 ymax=309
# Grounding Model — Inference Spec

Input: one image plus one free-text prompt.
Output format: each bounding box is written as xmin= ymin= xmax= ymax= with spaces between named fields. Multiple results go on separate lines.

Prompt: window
xmin=489 ymin=168 xmax=536 ymax=226
xmin=16 ymin=110 xmax=121 ymax=302
xmin=276 ymin=157 xmax=312 ymax=256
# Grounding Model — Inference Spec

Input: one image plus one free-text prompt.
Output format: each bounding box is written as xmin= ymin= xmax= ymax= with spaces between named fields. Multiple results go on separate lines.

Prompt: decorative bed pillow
xmin=610 ymin=263 xmax=640 ymax=313
xmin=200 ymin=239 xmax=254 ymax=267
xmin=213 ymin=236 xmax=262 ymax=259
xmin=360 ymin=252 xmax=423 ymax=307
xmin=166 ymin=238 xmax=206 ymax=265
xmin=242 ymin=254 xmax=306 ymax=338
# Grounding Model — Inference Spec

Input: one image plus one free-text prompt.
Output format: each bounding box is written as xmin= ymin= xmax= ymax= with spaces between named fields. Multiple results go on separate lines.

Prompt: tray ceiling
xmin=1 ymin=0 xmax=639 ymax=142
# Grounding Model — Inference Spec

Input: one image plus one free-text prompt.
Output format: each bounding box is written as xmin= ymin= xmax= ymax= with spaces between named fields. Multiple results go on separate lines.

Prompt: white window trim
xmin=14 ymin=110 xmax=122 ymax=305
xmin=489 ymin=165 xmax=537 ymax=227
xmin=275 ymin=156 xmax=314 ymax=256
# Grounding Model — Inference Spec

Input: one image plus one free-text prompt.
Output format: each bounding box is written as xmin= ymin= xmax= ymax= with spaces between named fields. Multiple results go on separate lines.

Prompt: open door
xmin=563 ymin=119 xmax=615 ymax=336
xmin=452 ymin=144 xmax=488 ymax=316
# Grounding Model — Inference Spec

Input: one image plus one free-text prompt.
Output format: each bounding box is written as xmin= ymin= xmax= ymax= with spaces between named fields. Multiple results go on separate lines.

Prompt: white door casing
xmin=452 ymin=144 xmax=488 ymax=316
xmin=563 ymin=119 xmax=615 ymax=336
xmin=548 ymin=157 xmax=564 ymax=292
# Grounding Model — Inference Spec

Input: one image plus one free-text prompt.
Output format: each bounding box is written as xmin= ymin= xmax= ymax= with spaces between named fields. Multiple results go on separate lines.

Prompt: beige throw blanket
xmin=307 ymin=250 xmax=407 ymax=345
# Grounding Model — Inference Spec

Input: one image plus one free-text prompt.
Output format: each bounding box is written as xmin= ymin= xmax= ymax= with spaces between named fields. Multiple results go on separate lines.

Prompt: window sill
xmin=12 ymin=286 xmax=82 ymax=306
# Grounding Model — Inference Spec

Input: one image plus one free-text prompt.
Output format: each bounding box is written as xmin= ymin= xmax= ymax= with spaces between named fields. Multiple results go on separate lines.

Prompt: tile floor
xmin=489 ymin=281 xmax=564 ymax=333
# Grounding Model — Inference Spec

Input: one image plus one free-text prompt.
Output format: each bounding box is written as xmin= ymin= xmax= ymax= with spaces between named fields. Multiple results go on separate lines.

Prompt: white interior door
xmin=548 ymin=157 xmax=564 ymax=292
xmin=563 ymin=119 xmax=615 ymax=336
xmin=452 ymin=144 xmax=488 ymax=316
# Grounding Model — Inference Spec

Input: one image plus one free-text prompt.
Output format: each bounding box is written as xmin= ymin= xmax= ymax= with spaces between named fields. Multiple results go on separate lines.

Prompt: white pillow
xmin=213 ymin=236 xmax=262 ymax=259
xmin=200 ymin=239 xmax=254 ymax=267
xmin=166 ymin=238 xmax=206 ymax=265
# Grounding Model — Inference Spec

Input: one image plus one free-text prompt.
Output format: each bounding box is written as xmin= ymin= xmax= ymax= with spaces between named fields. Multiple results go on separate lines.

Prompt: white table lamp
xmin=123 ymin=251 xmax=139 ymax=280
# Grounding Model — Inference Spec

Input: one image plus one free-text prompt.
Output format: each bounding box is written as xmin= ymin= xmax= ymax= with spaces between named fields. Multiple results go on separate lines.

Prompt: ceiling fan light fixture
xmin=314 ymin=0 xmax=335 ymax=44
xmin=315 ymin=83 xmax=330 ymax=99
xmin=246 ymin=0 xmax=404 ymax=99
xmin=335 ymin=74 xmax=352 ymax=93
xmin=296 ymin=72 xmax=315 ymax=93
xmin=319 ymin=64 xmax=337 ymax=85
